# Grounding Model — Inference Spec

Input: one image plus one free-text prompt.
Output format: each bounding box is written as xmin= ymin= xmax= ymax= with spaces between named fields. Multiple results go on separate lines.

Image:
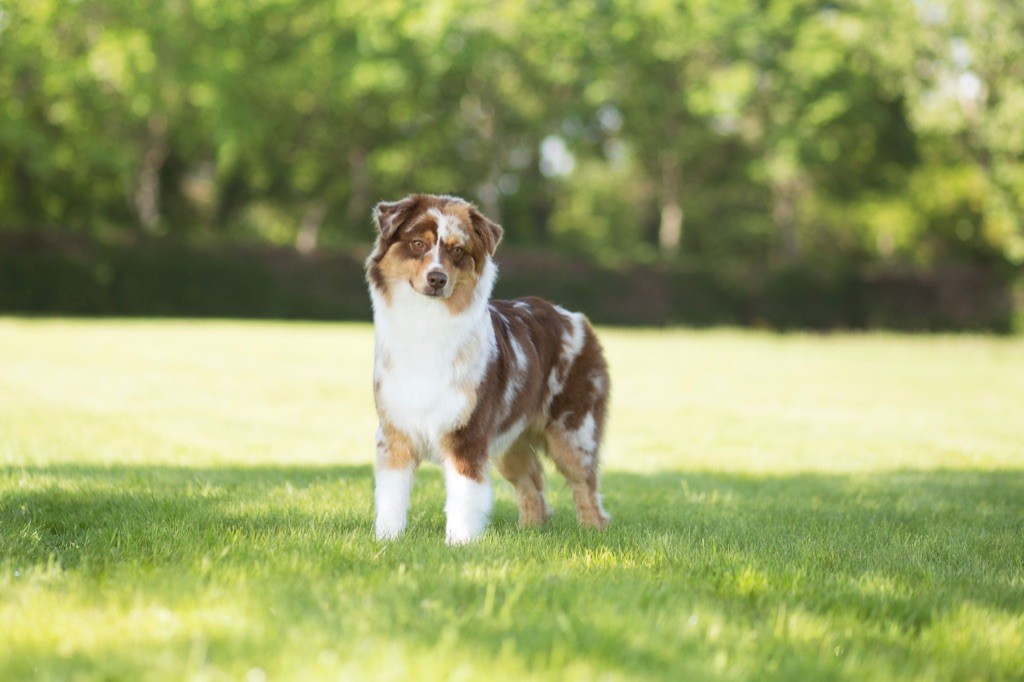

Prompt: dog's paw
xmin=444 ymin=513 xmax=489 ymax=544
xmin=375 ymin=518 xmax=407 ymax=541
xmin=445 ymin=525 xmax=485 ymax=545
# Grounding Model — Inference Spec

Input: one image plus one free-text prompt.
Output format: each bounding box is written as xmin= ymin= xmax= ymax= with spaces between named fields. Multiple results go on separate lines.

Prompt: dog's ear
xmin=370 ymin=196 xmax=421 ymax=260
xmin=373 ymin=196 xmax=420 ymax=242
xmin=469 ymin=207 xmax=503 ymax=257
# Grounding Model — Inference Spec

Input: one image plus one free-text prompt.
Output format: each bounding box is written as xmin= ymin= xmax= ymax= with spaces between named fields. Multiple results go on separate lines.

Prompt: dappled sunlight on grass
xmin=2 ymin=461 xmax=1020 ymax=679
xmin=601 ymin=329 xmax=1024 ymax=473
xmin=1 ymin=320 xmax=1022 ymax=679
xmin=0 ymin=319 xmax=377 ymax=467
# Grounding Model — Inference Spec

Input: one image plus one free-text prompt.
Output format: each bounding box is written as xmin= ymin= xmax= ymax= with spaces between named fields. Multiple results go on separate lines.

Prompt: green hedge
xmin=1 ymin=233 xmax=1016 ymax=331
xmin=1 ymin=233 xmax=370 ymax=320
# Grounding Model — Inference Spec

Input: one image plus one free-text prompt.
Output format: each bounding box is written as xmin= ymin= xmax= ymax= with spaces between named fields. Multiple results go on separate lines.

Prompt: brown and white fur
xmin=366 ymin=193 xmax=610 ymax=544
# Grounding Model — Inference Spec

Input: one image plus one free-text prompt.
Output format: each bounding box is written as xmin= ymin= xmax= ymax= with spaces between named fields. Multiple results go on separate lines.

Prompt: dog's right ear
xmin=373 ymin=196 xmax=420 ymax=242
xmin=370 ymin=195 xmax=420 ymax=261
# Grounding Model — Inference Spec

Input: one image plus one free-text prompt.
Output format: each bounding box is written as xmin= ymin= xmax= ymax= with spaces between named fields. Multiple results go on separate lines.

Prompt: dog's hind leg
xmin=543 ymin=318 xmax=610 ymax=529
xmin=496 ymin=438 xmax=552 ymax=526
xmin=544 ymin=420 xmax=610 ymax=529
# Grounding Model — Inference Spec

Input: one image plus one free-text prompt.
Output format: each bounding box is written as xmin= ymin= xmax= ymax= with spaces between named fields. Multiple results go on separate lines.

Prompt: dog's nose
xmin=427 ymin=271 xmax=448 ymax=290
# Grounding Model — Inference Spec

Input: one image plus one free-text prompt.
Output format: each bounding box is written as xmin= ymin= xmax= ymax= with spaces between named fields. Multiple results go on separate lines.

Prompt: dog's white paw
xmin=444 ymin=519 xmax=486 ymax=545
xmin=375 ymin=517 xmax=407 ymax=541
xmin=443 ymin=461 xmax=492 ymax=545
xmin=374 ymin=465 xmax=414 ymax=541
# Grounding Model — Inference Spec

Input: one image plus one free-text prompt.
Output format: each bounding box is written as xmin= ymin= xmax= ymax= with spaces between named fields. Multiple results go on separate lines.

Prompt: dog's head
xmin=366 ymin=194 xmax=503 ymax=311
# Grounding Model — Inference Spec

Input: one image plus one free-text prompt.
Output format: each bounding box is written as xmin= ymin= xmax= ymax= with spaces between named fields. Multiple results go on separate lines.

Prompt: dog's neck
xmin=371 ymin=260 xmax=497 ymax=352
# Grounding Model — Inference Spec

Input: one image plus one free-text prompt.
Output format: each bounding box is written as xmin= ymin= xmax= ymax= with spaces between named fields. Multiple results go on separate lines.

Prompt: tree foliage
xmin=0 ymin=0 xmax=1021 ymax=269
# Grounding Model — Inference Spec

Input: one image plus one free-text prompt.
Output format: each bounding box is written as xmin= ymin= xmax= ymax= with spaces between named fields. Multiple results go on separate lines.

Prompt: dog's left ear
xmin=470 ymin=207 xmax=503 ymax=256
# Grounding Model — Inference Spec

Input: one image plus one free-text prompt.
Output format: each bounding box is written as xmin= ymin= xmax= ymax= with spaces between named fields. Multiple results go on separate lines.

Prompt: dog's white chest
xmin=377 ymin=353 xmax=471 ymax=443
xmin=372 ymin=291 xmax=494 ymax=454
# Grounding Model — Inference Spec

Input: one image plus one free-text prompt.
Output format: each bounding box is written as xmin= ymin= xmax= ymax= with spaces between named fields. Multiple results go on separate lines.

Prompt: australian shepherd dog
xmin=366 ymin=194 xmax=610 ymax=544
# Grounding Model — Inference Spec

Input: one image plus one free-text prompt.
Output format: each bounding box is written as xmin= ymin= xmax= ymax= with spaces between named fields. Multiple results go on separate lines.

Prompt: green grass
xmin=1 ymin=319 xmax=1022 ymax=681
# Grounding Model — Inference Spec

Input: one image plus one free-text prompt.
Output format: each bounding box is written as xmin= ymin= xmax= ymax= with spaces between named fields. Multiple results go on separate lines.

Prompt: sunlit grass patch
xmin=1 ymin=319 xmax=1022 ymax=680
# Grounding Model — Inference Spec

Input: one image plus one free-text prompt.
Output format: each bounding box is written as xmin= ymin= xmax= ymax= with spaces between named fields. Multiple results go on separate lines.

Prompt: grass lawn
xmin=1 ymin=319 xmax=1022 ymax=681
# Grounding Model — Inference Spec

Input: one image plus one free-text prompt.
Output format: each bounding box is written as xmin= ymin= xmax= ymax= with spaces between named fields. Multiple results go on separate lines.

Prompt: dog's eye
xmin=451 ymin=246 xmax=464 ymax=259
xmin=411 ymin=239 xmax=426 ymax=251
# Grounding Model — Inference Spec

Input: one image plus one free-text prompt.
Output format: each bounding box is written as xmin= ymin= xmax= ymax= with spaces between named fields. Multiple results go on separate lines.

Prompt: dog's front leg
xmin=442 ymin=454 xmax=492 ymax=545
xmin=374 ymin=426 xmax=416 ymax=540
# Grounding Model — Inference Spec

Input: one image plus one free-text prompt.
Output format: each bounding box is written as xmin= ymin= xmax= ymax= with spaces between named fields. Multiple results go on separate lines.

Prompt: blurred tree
xmin=0 ymin=0 xmax=135 ymax=231
xmin=905 ymin=0 xmax=1024 ymax=265
xmin=0 ymin=0 xmax=1020 ymax=278
xmin=585 ymin=0 xmax=720 ymax=255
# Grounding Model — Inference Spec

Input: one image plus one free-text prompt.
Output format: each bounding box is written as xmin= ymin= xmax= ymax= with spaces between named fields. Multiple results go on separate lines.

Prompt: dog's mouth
xmin=410 ymin=280 xmax=449 ymax=298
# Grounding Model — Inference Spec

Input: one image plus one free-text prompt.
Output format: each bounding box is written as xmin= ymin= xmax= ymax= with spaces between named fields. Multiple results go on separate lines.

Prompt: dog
xmin=366 ymin=194 xmax=610 ymax=544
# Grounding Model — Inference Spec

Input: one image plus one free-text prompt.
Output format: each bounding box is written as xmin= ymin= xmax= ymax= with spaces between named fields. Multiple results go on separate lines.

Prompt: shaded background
xmin=1 ymin=0 xmax=1021 ymax=330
